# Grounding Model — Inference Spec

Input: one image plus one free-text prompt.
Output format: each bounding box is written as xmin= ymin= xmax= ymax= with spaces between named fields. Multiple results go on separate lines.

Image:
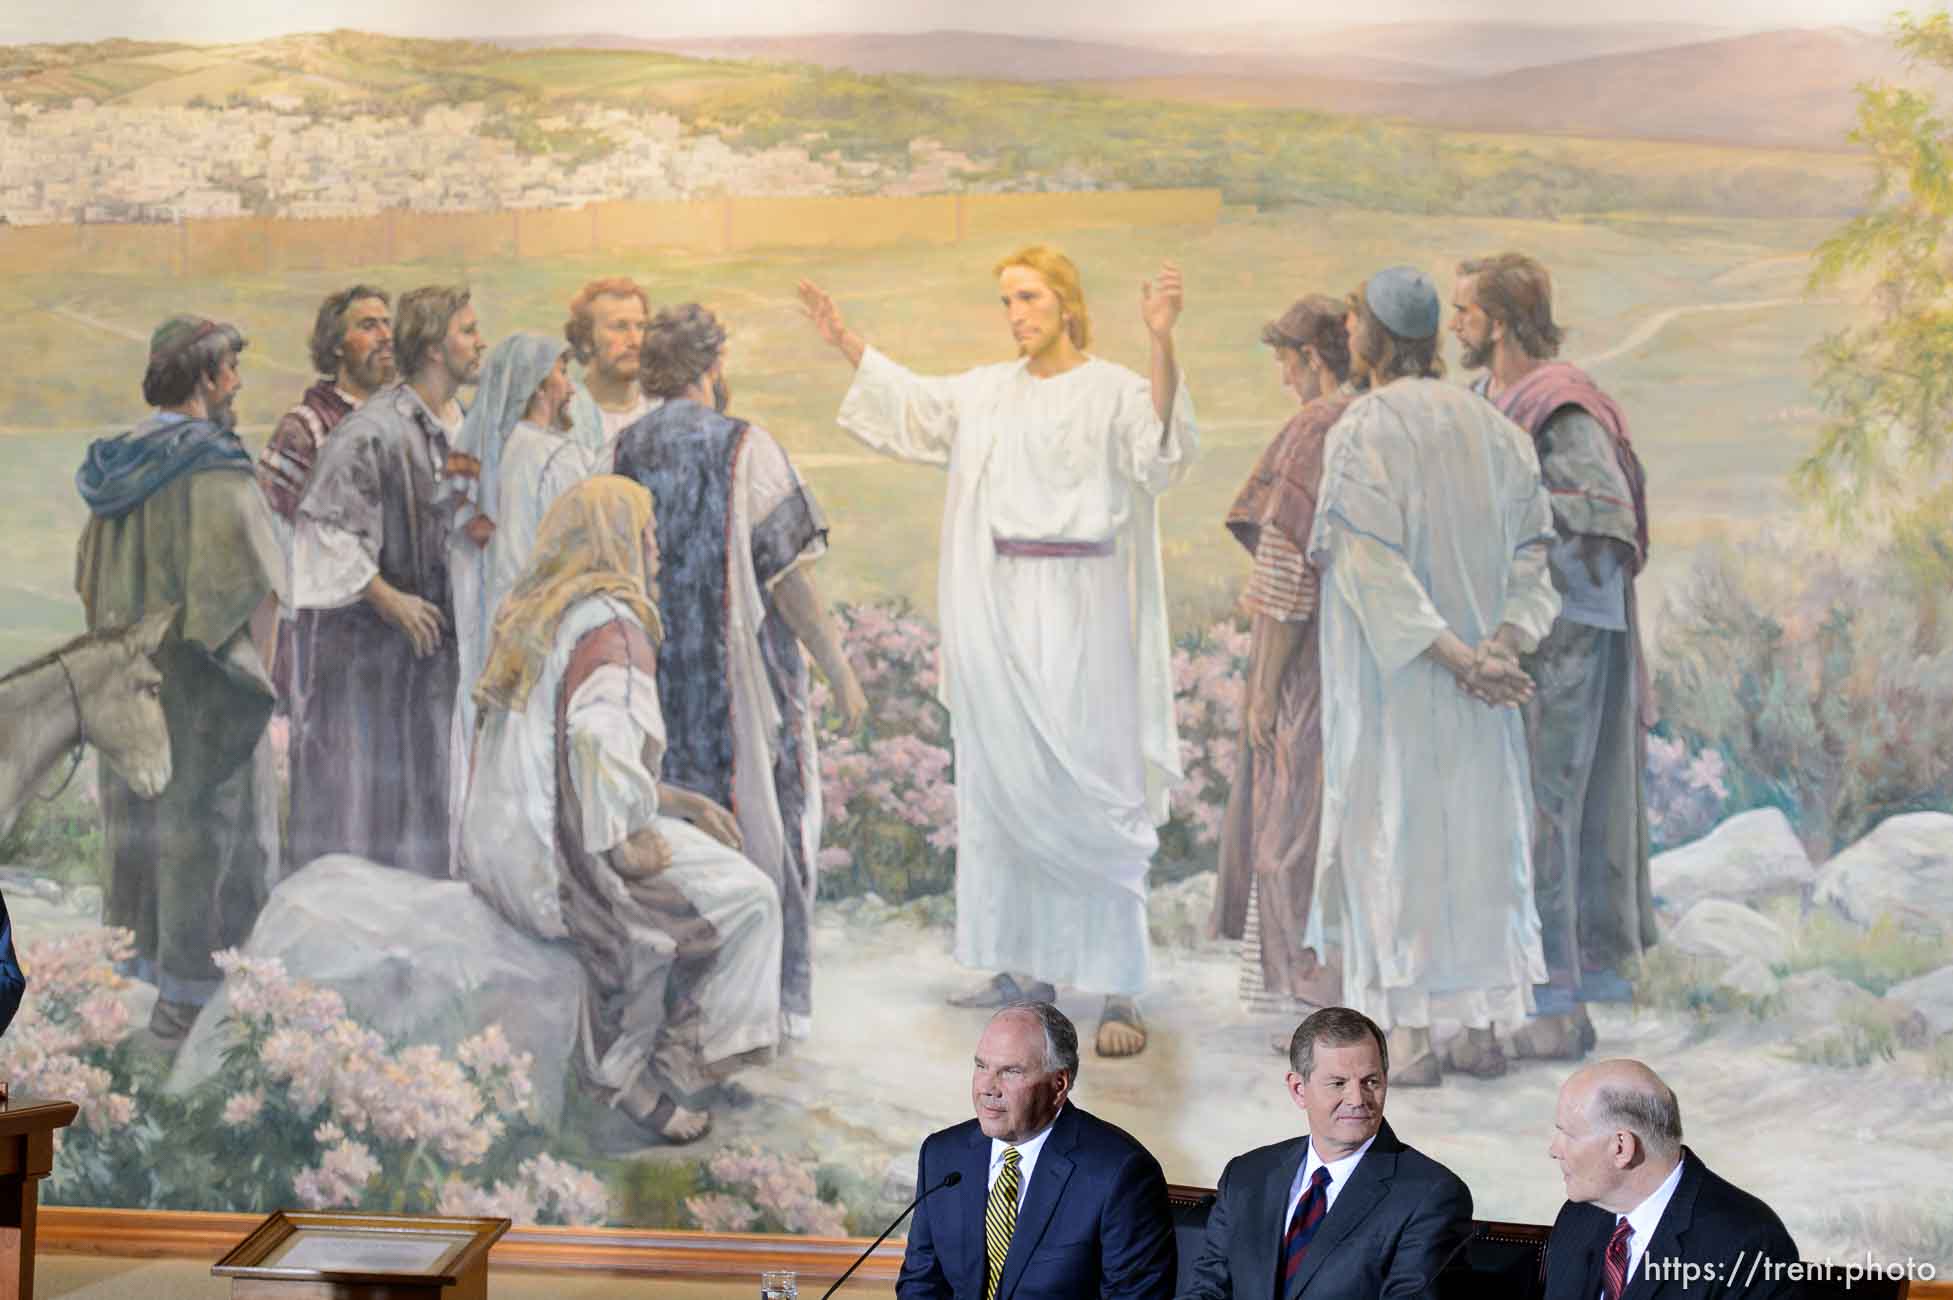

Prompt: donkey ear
xmin=128 ymin=604 xmax=179 ymax=656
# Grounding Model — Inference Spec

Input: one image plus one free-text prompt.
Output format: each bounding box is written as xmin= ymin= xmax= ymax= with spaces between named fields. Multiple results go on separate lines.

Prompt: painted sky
xmin=1 ymin=0 xmax=1909 ymax=45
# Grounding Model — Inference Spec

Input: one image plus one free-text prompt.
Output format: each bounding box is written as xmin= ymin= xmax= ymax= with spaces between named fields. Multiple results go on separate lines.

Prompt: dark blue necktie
xmin=1280 ymin=1165 xmax=1333 ymax=1291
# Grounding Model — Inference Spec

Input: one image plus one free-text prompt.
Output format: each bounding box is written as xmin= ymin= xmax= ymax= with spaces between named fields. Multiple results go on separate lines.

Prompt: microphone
xmin=819 ymin=1170 xmax=963 ymax=1299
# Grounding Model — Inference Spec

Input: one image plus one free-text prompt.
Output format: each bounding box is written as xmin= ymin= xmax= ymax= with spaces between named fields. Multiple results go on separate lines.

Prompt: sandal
xmin=1095 ymin=996 xmax=1148 ymax=1058
xmin=947 ymin=972 xmax=1057 ymax=1009
xmin=628 ymin=1092 xmax=712 ymax=1146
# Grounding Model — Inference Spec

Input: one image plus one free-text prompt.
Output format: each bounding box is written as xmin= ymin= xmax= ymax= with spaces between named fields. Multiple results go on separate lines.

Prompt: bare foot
xmin=658 ymin=1103 xmax=712 ymax=1143
xmin=1095 ymin=996 xmax=1148 ymax=1058
xmin=625 ymin=1092 xmax=713 ymax=1145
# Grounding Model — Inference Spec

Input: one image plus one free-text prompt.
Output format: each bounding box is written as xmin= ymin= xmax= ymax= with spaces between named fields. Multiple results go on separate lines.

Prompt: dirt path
xmin=1577 ymin=296 xmax=1836 ymax=369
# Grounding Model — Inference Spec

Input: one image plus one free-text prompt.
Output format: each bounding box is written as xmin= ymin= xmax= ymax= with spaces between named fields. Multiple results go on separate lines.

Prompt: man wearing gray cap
xmin=1303 ymin=267 xmax=1561 ymax=1085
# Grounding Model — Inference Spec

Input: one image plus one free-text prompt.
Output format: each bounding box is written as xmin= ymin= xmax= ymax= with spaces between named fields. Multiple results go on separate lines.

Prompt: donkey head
xmin=74 ymin=606 xmax=174 ymax=798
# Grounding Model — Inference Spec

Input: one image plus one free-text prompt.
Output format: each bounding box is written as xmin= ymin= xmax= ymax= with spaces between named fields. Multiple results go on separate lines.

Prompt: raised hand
xmin=1140 ymin=261 xmax=1184 ymax=340
xmin=797 ymin=280 xmax=847 ymax=348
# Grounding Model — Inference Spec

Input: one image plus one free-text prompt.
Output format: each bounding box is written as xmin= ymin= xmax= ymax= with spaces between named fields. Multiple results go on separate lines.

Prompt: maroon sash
xmin=1492 ymin=362 xmax=1649 ymax=574
xmin=1226 ymin=395 xmax=1350 ymax=558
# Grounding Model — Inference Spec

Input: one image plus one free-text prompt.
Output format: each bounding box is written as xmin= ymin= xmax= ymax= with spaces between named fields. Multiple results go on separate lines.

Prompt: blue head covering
xmin=1365 ymin=266 xmax=1441 ymax=341
xmin=453 ymin=332 xmax=564 ymax=523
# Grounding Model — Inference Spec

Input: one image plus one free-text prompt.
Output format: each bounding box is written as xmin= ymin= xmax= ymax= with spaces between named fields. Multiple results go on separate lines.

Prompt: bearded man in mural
xmin=611 ymin=303 xmax=863 ymax=1044
xmin=1306 ymin=266 xmax=1559 ymax=1086
xmin=1214 ymin=294 xmax=1354 ymax=1020
xmin=257 ymin=285 xmax=395 ymax=522
xmin=256 ymin=284 xmax=393 ymax=710
xmin=563 ymin=276 xmax=658 ymax=467
xmin=798 ymin=245 xmax=1197 ymax=1059
xmin=1454 ymin=253 xmax=1656 ymax=1062
xmin=446 ymin=334 xmax=590 ymax=871
xmin=461 ymin=476 xmax=782 ymax=1147
xmin=75 ymin=315 xmax=285 ymax=1049
xmin=286 ymin=284 xmax=484 ymax=877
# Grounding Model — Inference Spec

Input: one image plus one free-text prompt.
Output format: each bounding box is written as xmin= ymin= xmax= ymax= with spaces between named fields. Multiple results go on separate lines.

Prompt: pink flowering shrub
xmin=0 ymin=927 xmax=137 ymax=1133
xmin=195 ymin=951 xmax=608 ymax=1224
xmin=684 ymin=1144 xmax=851 ymax=1237
xmin=812 ymin=600 xmax=958 ymax=902
xmin=1163 ymin=620 xmax=1252 ymax=865
xmin=1645 ymin=734 xmax=1730 ymax=850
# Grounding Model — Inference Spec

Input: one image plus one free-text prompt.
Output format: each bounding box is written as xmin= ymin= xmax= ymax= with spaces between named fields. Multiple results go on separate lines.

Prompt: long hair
xmin=993 ymin=244 xmax=1091 ymax=351
xmin=1347 ymin=283 xmax=1443 ymax=385
xmin=1458 ymin=253 xmax=1562 ymax=360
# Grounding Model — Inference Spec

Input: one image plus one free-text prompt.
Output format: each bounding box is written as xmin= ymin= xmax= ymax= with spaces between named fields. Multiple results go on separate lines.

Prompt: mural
xmin=1 ymin=0 xmax=1951 ymax=1278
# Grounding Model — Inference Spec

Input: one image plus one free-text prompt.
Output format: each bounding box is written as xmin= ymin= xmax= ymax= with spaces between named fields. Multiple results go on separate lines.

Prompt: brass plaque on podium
xmin=212 ymin=1211 xmax=509 ymax=1299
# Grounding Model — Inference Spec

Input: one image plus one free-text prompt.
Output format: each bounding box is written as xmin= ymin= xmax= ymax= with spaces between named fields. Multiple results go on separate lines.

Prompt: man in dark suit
xmin=1545 ymin=1059 xmax=1800 ymax=1299
xmin=899 ymin=1001 xmax=1175 ymax=1300
xmin=1179 ymin=1006 xmax=1473 ymax=1298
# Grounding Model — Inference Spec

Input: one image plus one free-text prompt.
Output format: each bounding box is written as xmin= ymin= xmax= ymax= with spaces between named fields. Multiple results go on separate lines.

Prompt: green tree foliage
xmin=1807 ymin=8 xmax=1953 ymax=580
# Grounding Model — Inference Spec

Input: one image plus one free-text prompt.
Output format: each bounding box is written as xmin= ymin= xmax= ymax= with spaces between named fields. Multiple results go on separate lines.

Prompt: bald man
xmin=1545 ymin=1060 xmax=1800 ymax=1299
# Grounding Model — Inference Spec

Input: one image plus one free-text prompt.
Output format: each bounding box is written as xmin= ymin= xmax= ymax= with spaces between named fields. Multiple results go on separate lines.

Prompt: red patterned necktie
xmin=1601 ymin=1217 xmax=1633 ymax=1300
xmin=1279 ymin=1165 xmax=1333 ymax=1293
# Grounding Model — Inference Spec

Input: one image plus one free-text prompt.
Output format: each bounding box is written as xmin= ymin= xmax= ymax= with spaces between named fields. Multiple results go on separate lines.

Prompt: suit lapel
xmin=996 ymin=1107 xmax=1079 ymax=1300
xmin=1573 ymin=1215 xmax=1610 ymax=1300
xmin=1263 ymin=1137 xmax=1311 ymax=1300
xmin=1620 ymin=1152 xmax=1702 ymax=1300
xmin=1287 ymin=1124 xmax=1397 ymax=1300
xmin=953 ymin=1125 xmax=994 ymax=1296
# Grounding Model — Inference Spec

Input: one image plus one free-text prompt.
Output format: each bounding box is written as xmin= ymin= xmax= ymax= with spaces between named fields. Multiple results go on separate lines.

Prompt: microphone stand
xmin=819 ymin=1170 xmax=963 ymax=1299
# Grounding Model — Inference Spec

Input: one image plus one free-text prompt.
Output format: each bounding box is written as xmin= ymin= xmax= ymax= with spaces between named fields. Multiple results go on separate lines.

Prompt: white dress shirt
xmin=1608 ymin=1157 xmax=1686 ymax=1297
xmin=987 ymin=1105 xmax=1064 ymax=1214
xmin=1283 ymin=1132 xmax=1378 ymax=1239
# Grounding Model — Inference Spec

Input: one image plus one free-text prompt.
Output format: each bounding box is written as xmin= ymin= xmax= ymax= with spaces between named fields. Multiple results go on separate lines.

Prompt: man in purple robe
xmin=285 ymin=285 xmax=484 ymax=877
xmin=1454 ymin=253 xmax=1655 ymax=1064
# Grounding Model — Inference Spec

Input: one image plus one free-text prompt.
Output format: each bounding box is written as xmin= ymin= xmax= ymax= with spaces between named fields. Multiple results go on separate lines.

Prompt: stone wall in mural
xmin=1 ymin=8 xmax=1951 ymax=1277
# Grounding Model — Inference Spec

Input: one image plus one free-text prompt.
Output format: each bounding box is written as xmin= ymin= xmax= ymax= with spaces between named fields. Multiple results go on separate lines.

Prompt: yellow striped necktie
xmin=984 ymin=1147 xmax=1021 ymax=1300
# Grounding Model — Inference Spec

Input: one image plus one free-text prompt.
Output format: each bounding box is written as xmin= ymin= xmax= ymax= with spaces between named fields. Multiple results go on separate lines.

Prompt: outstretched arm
xmin=798 ymin=280 xmax=868 ymax=369
xmin=772 ymin=567 xmax=867 ymax=734
xmin=1140 ymin=262 xmax=1183 ymax=439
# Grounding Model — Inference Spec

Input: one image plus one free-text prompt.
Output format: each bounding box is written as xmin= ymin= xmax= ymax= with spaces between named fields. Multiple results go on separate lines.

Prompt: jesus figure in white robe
xmin=1305 ymin=267 xmax=1561 ymax=1086
xmin=798 ymin=246 xmax=1196 ymax=1058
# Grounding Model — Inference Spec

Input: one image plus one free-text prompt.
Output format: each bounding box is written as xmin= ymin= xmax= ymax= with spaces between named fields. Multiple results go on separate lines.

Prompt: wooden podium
xmin=213 ymin=1212 xmax=509 ymax=1298
xmin=0 ymin=1097 xmax=78 ymax=1300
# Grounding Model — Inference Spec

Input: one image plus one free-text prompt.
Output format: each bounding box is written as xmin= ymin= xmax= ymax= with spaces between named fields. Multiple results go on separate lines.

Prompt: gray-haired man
xmin=900 ymin=1002 xmax=1175 ymax=1299
xmin=1545 ymin=1060 xmax=1799 ymax=1300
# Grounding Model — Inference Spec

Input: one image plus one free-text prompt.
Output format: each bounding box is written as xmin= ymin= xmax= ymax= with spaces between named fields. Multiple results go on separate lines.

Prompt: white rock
xmin=1667 ymin=899 xmax=1791 ymax=966
xmin=1886 ymin=966 xmax=1953 ymax=1040
xmin=168 ymin=855 xmax=583 ymax=1129
xmin=1811 ymin=813 xmax=1953 ymax=931
xmin=1651 ymin=809 xmax=1814 ymax=915
xmin=1148 ymin=872 xmax=1219 ymax=950
xmin=1777 ymin=970 xmax=1928 ymax=1049
xmin=1715 ymin=956 xmax=1781 ymax=1002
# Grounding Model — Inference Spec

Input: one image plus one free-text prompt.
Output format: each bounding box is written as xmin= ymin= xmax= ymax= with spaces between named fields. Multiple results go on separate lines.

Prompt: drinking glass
xmin=760 ymin=1268 xmax=798 ymax=1299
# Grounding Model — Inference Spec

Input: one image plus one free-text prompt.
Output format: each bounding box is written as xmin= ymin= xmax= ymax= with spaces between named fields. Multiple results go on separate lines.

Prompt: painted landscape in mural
xmin=2 ymin=6 xmax=1952 ymax=1276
